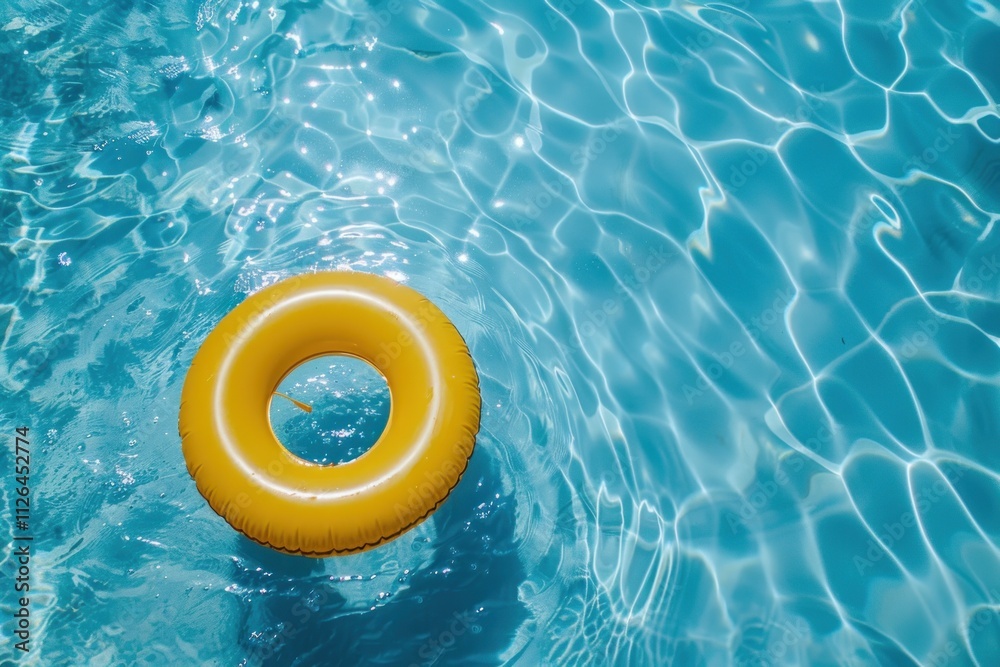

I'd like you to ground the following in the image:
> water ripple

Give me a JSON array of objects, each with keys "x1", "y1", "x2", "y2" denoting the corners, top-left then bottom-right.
[{"x1": 2, "y1": 0, "x2": 999, "y2": 665}]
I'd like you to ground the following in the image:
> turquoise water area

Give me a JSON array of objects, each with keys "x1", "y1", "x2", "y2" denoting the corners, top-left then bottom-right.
[{"x1": 2, "y1": 0, "x2": 1000, "y2": 664}]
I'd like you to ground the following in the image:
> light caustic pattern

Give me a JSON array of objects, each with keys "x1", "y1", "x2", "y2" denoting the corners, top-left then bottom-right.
[{"x1": 1, "y1": 0, "x2": 999, "y2": 665}]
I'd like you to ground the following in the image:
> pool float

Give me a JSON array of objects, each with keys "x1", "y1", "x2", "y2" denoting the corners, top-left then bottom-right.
[{"x1": 178, "y1": 271, "x2": 481, "y2": 556}]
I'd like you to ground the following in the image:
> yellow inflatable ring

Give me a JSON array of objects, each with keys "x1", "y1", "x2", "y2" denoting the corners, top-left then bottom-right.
[{"x1": 178, "y1": 271, "x2": 480, "y2": 556}]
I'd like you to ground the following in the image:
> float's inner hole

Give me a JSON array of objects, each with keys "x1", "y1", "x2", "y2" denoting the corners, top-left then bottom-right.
[{"x1": 268, "y1": 355, "x2": 391, "y2": 465}]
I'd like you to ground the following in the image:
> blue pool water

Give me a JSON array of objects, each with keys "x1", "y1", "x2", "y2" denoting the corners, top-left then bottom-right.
[{"x1": 2, "y1": 0, "x2": 1000, "y2": 664}]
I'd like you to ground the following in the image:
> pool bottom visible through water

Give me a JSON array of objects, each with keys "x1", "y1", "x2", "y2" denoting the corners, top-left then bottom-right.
[
  {"x1": 268, "y1": 356, "x2": 391, "y2": 466},
  {"x1": 1, "y1": 0, "x2": 1000, "y2": 664}
]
